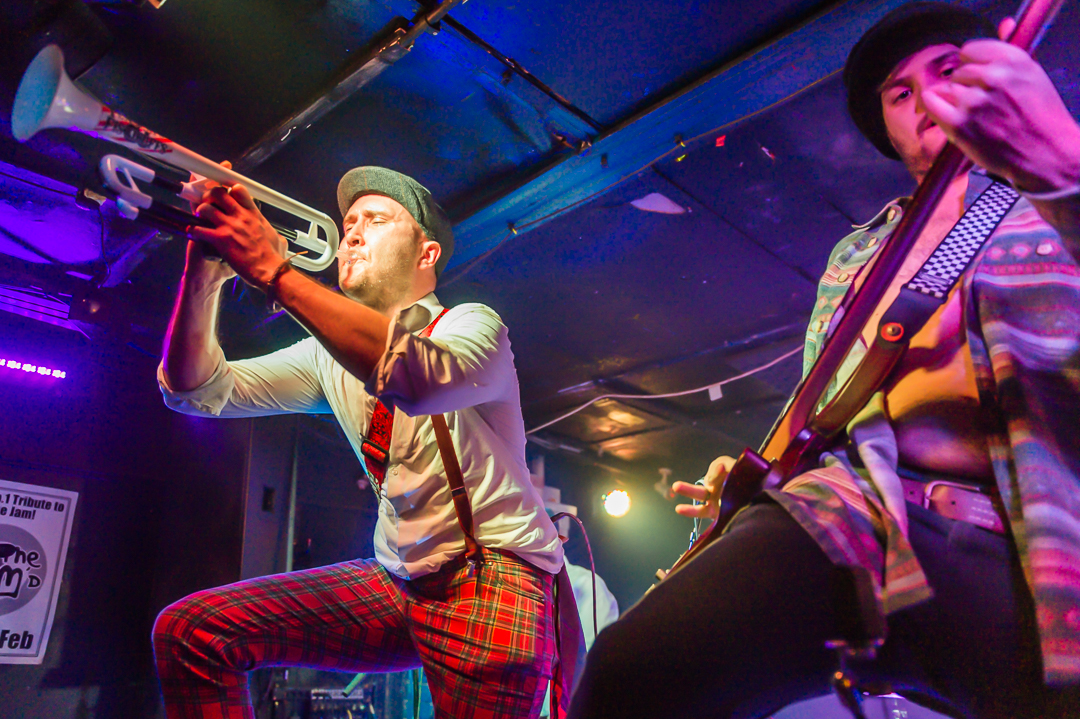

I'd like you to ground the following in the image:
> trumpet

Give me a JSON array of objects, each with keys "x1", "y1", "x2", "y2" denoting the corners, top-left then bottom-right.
[{"x1": 12, "y1": 45, "x2": 339, "y2": 272}]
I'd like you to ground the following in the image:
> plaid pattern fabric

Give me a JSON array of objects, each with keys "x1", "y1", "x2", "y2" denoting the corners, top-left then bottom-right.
[{"x1": 153, "y1": 549, "x2": 556, "y2": 719}]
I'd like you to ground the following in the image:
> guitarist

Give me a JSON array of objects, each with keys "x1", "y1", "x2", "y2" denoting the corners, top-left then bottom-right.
[{"x1": 569, "y1": 3, "x2": 1080, "y2": 718}]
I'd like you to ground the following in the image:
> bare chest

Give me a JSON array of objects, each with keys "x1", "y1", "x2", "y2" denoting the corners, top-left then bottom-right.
[{"x1": 855, "y1": 217, "x2": 991, "y2": 479}]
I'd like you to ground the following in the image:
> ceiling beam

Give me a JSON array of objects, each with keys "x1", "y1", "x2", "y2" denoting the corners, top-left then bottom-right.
[
  {"x1": 237, "y1": 0, "x2": 599, "y2": 173},
  {"x1": 445, "y1": 0, "x2": 913, "y2": 272}
]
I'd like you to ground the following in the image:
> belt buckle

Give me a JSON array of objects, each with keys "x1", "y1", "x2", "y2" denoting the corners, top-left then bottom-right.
[
  {"x1": 921, "y1": 479, "x2": 980, "y2": 509},
  {"x1": 921, "y1": 479, "x2": 1005, "y2": 534},
  {"x1": 466, "y1": 554, "x2": 484, "y2": 576}
]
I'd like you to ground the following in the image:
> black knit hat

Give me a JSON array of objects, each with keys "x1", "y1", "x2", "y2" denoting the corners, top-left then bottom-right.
[
  {"x1": 337, "y1": 167, "x2": 455, "y2": 277},
  {"x1": 843, "y1": 2, "x2": 996, "y2": 159}
]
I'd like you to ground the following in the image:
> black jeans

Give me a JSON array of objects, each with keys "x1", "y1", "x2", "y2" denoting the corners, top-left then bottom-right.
[{"x1": 568, "y1": 500, "x2": 1080, "y2": 719}]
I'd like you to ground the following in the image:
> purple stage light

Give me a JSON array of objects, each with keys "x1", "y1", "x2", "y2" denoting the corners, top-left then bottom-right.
[{"x1": 0, "y1": 357, "x2": 66, "y2": 380}]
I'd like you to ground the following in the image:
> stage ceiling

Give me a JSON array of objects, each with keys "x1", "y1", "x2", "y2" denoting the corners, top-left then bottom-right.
[{"x1": 1, "y1": 0, "x2": 1078, "y2": 487}]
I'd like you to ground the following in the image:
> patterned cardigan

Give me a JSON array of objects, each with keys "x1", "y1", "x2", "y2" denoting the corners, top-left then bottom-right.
[{"x1": 768, "y1": 171, "x2": 1080, "y2": 684}]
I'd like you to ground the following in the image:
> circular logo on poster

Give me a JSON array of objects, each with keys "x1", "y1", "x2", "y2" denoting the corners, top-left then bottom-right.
[{"x1": 0, "y1": 524, "x2": 47, "y2": 615}]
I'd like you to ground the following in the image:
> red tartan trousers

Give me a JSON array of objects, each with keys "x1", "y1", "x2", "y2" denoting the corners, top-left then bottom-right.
[{"x1": 152, "y1": 550, "x2": 557, "y2": 719}]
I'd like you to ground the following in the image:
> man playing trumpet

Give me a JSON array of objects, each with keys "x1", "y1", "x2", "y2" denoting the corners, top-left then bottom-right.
[{"x1": 153, "y1": 167, "x2": 575, "y2": 718}]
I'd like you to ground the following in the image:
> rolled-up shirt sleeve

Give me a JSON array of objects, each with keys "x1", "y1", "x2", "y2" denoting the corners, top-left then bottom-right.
[
  {"x1": 158, "y1": 338, "x2": 331, "y2": 418},
  {"x1": 367, "y1": 303, "x2": 515, "y2": 416}
]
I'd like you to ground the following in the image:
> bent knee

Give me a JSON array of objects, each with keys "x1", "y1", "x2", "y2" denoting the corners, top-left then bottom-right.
[
  {"x1": 153, "y1": 595, "x2": 195, "y2": 650},
  {"x1": 152, "y1": 589, "x2": 227, "y2": 654}
]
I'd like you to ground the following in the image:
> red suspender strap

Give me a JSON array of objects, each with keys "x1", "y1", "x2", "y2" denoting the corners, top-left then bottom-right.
[
  {"x1": 429, "y1": 413, "x2": 483, "y2": 570},
  {"x1": 419, "y1": 309, "x2": 484, "y2": 571},
  {"x1": 361, "y1": 307, "x2": 482, "y2": 568}
]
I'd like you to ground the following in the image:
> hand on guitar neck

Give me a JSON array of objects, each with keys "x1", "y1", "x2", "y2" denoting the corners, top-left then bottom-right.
[{"x1": 672, "y1": 455, "x2": 734, "y2": 522}]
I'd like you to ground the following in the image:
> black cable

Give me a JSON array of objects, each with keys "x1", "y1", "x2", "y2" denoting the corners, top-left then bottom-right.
[
  {"x1": 0, "y1": 168, "x2": 111, "y2": 282},
  {"x1": 411, "y1": 668, "x2": 421, "y2": 719},
  {"x1": 96, "y1": 204, "x2": 111, "y2": 287},
  {"x1": 549, "y1": 512, "x2": 598, "y2": 642},
  {"x1": 0, "y1": 223, "x2": 64, "y2": 264},
  {"x1": 440, "y1": 15, "x2": 603, "y2": 133},
  {"x1": 0, "y1": 170, "x2": 75, "y2": 196}
]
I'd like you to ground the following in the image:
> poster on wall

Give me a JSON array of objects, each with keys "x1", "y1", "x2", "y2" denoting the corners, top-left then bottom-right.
[{"x1": 0, "y1": 478, "x2": 78, "y2": 664}]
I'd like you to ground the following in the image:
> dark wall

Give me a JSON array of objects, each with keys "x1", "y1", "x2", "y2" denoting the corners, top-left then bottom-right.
[
  {"x1": 0, "y1": 309, "x2": 380, "y2": 719},
  {"x1": 0, "y1": 312, "x2": 252, "y2": 719},
  {"x1": 291, "y1": 418, "x2": 378, "y2": 573}
]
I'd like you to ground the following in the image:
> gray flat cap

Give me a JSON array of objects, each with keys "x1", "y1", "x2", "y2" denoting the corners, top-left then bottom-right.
[{"x1": 337, "y1": 167, "x2": 455, "y2": 277}]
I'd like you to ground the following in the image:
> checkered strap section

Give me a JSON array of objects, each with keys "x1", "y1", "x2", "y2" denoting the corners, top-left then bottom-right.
[{"x1": 906, "y1": 181, "x2": 1019, "y2": 300}]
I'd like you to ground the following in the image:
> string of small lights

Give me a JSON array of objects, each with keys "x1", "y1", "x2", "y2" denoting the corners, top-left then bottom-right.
[{"x1": 0, "y1": 358, "x2": 67, "y2": 379}]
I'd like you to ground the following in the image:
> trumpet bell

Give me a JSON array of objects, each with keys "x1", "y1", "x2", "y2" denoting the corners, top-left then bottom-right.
[
  {"x1": 12, "y1": 45, "x2": 101, "y2": 142},
  {"x1": 11, "y1": 45, "x2": 340, "y2": 272}
]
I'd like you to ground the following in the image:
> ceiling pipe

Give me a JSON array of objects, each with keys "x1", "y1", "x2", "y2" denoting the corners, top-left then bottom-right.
[
  {"x1": 439, "y1": 15, "x2": 603, "y2": 133},
  {"x1": 235, "y1": 0, "x2": 467, "y2": 171},
  {"x1": 541, "y1": 322, "x2": 806, "y2": 404}
]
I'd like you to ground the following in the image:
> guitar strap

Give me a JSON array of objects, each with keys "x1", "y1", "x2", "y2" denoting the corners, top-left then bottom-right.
[
  {"x1": 904, "y1": 180, "x2": 1020, "y2": 301},
  {"x1": 812, "y1": 180, "x2": 1019, "y2": 434}
]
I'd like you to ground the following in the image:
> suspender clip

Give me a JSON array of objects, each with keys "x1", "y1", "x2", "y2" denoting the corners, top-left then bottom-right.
[
  {"x1": 360, "y1": 438, "x2": 388, "y2": 465},
  {"x1": 466, "y1": 552, "x2": 484, "y2": 576}
]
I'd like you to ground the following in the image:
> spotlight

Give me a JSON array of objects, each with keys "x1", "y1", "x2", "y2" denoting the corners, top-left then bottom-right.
[
  {"x1": 69, "y1": 286, "x2": 112, "y2": 323},
  {"x1": 602, "y1": 490, "x2": 631, "y2": 518}
]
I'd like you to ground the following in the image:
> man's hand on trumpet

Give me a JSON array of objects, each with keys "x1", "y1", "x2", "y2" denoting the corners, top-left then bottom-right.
[
  {"x1": 672, "y1": 455, "x2": 737, "y2": 521},
  {"x1": 190, "y1": 179, "x2": 288, "y2": 291},
  {"x1": 178, "y1": 162, "x2": 234, "y2": 286}
]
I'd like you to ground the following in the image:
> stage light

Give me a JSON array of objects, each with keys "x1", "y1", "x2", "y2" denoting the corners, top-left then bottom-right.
[
  {"x1": 0, "y1": 357, "x2": 66, "y2": 380},
  {"x1": 602, "y1": 490, "x2": 631, "y2": 518}
]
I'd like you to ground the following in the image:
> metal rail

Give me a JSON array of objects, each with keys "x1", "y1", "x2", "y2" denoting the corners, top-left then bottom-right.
[{"x1": 236, "y1": 0, "x2": 467, "y2": 170}]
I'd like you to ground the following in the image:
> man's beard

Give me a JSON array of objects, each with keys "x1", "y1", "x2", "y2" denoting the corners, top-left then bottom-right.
[
  {"x1": 889, "y1": 126, "x2": 947, "y2": 183},
  {"x1": 340, "y1": 249, "x2": 417, "y2": 313}
]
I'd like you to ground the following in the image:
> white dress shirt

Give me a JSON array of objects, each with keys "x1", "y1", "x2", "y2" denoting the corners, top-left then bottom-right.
[
  {"x1": 157, "y1": 292, "x2": 564, "y2": 579},
  {"x1": 565, "y1": 562, "x2": 620, "y2": 649}
]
